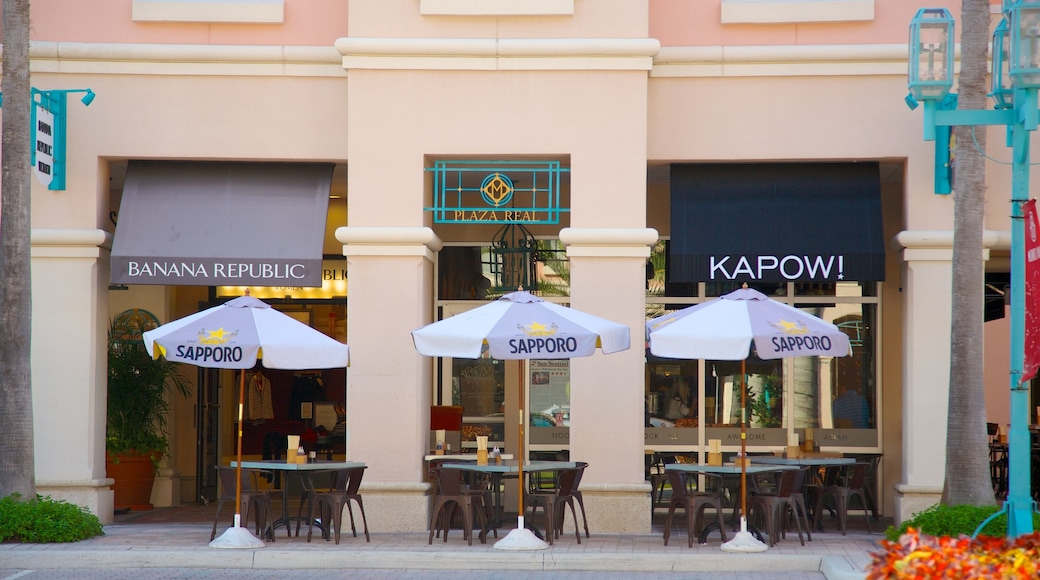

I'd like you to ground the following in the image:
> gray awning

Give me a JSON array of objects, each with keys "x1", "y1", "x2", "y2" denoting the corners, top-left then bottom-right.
[{"x1": 111, "y1": 161, "x2": 334, "y2": 286}]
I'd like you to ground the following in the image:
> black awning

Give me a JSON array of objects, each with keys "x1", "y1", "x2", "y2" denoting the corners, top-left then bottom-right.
[
  {"x1": 110, "y1": 161, "x2": 334, "y2": 286},
  {"x1": 669, "y1": 162, "x2": 885, "y2": 284}
]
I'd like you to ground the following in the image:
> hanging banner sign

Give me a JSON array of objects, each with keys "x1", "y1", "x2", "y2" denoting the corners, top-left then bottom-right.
[
  {"x1": 33, "y1": 104, "x2": 55, "y2": 188},
  {"x1": 1022, "y1": 200, "x2": 1040, "y2": 383}
]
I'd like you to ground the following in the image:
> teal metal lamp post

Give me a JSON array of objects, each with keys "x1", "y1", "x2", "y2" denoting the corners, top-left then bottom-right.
[{"x1": 908, "y1": 2, "x2": 1040, "y2": 538}]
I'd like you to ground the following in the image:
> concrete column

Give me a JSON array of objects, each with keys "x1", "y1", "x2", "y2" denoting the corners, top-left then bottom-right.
[
  {"x1": 337, "y1": 226, "x2": 441, "y2": 532},
  {"x1": 31, "y1": 229, "x2": 114, "y2": 522},
  {"x1": 892, "y1": 231, "x2": 957, "y2": 523},
  {"x1": 561, "y1": 227, "x2": 657, "y2": 534}
]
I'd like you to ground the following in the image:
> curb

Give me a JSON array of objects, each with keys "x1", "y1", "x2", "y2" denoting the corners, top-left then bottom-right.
[
  {"x1": 0, "y1": 549, "x2": 825, "y2": 573},
  {"x1": 820, "y1": 555, "x2": 868, "y2": 580}
]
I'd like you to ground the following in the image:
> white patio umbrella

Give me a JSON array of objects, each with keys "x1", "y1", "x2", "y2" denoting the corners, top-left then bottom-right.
[
  {"x1": 412, "y1": 289, "x2": 630, "y2": 550},
  {"x1": 645, "y1": 286, "x2": 850, "y2": 552},
  {"x1": 142, "y1": 292, "x2": 349, "y2": 549}
]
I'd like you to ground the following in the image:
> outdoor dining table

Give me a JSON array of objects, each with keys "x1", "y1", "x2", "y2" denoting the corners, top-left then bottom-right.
[
  {"x1": 665, "y1": 463, "x2": 798, "y2": 543},
  {"x1": 441, "y1": 460, "x2": 577, "y2": 534},
  {"x1": 231, "y1": 459, "x2": 366, "y2": 540}
]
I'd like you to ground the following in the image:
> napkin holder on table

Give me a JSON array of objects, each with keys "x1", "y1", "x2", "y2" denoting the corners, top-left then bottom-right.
[
  {"x1": 707, "y1": 439, "x2": 723, "y2": 466},
  {"x1": 286, "y1": 435, "x2": 301, "y2": 463},
  {"x1": 434, "y1": 429, "x2": 446, "y2": 455},
  {"x1": 802, "y1": 428, "x2": 815, "y2": 452},
  {"x1": 476, "y1": 436, "x2": 489, "y2": 465},
  {"x1": 786, "y1": 433, "x2": 802, "y2": 458}
]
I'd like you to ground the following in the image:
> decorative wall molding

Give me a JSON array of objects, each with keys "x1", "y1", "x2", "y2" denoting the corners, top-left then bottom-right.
[
  {"x1": 132, "y1": 0, "x2": 284, "y2": 24},
  {"x1": 721, "y1": 0, "x2": 873, "y2": 24}
]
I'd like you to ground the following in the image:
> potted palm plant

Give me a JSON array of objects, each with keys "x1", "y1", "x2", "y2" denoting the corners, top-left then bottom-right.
[{"x1": 106, "y1": 309, "x2": 191, "y2": 511}]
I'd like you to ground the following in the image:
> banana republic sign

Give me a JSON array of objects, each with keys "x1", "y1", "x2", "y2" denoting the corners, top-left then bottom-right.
[{"x1": 426, "y1": 160, "x2": 570, "y2": 224}]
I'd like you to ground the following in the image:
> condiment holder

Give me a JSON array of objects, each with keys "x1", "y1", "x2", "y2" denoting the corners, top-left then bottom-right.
[
  {"x1": 707, "y1": 439, "x2": 723, "y2": 466},
  {"x1": 476, "y1": 435, "x2": 489, "y2": 465}
]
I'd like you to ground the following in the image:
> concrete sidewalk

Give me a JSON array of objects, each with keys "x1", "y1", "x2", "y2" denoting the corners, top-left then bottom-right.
[{"x1": 0, "y1": 504, "x2": 882, "y2": 579}]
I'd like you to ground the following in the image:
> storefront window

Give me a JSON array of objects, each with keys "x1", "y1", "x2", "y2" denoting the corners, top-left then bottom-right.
[
  {"x1": 452, "y1": 357, "x2": 506, "y2": 446},
  {"x1": 704, "y1": 359, "x2": 785, "y2": 428},
  {"x1": 645, "y1": 279, "x2": 880, "y2": 449},
  {"x1": 802, "y1": 305, "x2": 877, "y2": 432},
  {"x1": 437, "y1": 241, "x2": 569, "y2": 300}
]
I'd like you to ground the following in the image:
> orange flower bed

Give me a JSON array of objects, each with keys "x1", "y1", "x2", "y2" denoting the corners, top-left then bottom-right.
[{"x1": 867, "y1": 528, "x2": 1040, "y2": 579}]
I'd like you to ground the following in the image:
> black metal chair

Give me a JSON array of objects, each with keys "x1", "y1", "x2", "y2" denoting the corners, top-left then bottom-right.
[
  {"x1": 811, "y1": 462, "x2": 873, "y2": 535},
  {"x1": 649, "y1": 454, "x2": 678, "y2": 510},
  {"x1": 304, "y1": 466, "x2": 370, "y2": 543},
  {"x1": 662, "y1": 470, "x2": 727, "y2": 547},
  {"x1": 428, "y1": 467, "x2": 492, "y2": 545},
  {"x1": 748, "y1": 468, "x2": 811, "y2": 546},
  {"x1": 525, "y1": 466, "x2": 582, "y2": 545},
  {"x1": 566, "y1": 461, "x2": 590, "y2": 538},
  {"x1": 210, "y1": 466, "x2": 274, "y2": 541}
]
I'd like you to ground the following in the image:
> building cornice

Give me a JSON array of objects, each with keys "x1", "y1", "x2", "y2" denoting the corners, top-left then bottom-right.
[
  {"x1": 652, "y1": 43, "x2": 908, "y2": 78},
  {"x1": 18, "y1": 40, "x2": 912, "y2": 78},
  {"x1": 335, "y1": 37, "x2": 660, "y2": 71},
  {"x1": 26, "y1": 41, "x2": 345, "y2": 77}
]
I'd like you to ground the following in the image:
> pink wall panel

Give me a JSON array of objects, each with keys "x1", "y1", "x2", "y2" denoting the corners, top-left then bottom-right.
[
  {"x1": 23, "y1": 0, "x2": 348, "y2": 46},
  {"x1": 650, "y1": 0, "x2": 969, "y2": 47}
]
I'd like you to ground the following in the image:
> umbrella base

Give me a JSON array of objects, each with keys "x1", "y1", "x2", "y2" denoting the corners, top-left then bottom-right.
[
  {"x1": 209, "y1": 518, "x2": 266, "y2": 550},
  {"x1": 494, "y1": 517, "x2": 549, "y2": 551},
  {"x1": 720, "y1": 517, "x2": 768, "y2": 553}
]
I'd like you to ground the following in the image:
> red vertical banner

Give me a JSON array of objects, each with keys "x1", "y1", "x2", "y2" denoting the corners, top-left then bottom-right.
[{"x1": 1022, "y1": 199, "x2": 1040, "y2": 383}]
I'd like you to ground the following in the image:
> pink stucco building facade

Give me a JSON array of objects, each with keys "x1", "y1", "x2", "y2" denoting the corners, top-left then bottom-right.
[{"x1": 6, "y1": 0, "x2": 1019, "y2": 533}]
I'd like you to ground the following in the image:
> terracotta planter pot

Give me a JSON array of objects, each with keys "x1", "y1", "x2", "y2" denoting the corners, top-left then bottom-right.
[{"x1": 106, "y1": 453, "x2": 157, "y2": 511}]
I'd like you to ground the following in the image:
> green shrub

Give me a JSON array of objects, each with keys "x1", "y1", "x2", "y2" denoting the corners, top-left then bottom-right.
[
  {"x1": 0, "y1": 494, "x2": 104, "y2": 543},
  {"x1": 884, "y1": 503, "x2": 1040, "y2": 541}
]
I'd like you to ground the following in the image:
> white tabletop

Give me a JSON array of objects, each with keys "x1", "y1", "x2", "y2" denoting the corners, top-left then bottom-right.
[
  {"x1": 440, "y1": 460, "x2": 575, "y2": 473},
  {"x1": 424, "y1": 453, "x2": 514, "y2": 461},
  {"x1": 231, "y1": 460, "x2": 365, "y2": 471},
  {"x1": 749, "y1": 456, "x2": 855, "y2": 466},
  {"x1": 665, "y1": 463, "x2": 798, "y2": 475}
]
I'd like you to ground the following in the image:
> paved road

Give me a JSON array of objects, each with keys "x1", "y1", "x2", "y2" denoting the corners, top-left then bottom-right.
[{"x1": 2, "y1": 569, "x2": 826, "y2": 580}]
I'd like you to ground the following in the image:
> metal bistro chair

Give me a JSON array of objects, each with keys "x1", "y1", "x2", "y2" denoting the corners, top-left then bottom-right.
[
  {"x1": 812, "y1": 462, "x2": 873, "y2": 536},
  {"x1": 748, "y1": 468, "x2": 811, "y2": 547},
  {"x1": 649, "y1": 453, "x2": 679, "y2": 510},
  {"x1": 305, "y1": 466, "x2": 370, "y2": 544},
  {"x1": 211, "y1": 465, "x2": 274, "y2": 542},
  {"x1": 662, "y1": 470, "x2": 727, "y2": 547},
  {"x1": 526, "y1": 466, "x2": 583, "y2": 546},
  {"x1": 428, "y1": 467, "x2": 493, "y2": 546},
  {"x1": 565, "y1": 461, "x2": 590, "y2": 538}
]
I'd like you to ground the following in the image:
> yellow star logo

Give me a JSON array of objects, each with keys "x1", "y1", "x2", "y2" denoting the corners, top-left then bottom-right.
[
  {"x1": 773, "y1": 319, "x2": 809, "y2": 335},
  {"x1": 198, "y1": 327, "x2": 238, "y2": 345},
  {"x1": 519, "y1": 321, "x2": 557, "y2": 337}
]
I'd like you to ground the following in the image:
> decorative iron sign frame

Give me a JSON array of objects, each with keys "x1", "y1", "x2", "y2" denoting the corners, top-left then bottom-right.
[{"x1": 426, "y1": 160, "x2": 569, "y2": 224}]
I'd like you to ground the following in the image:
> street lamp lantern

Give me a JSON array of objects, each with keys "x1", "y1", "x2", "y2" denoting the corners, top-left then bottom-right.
[
  {"x1": 908, "y1": 8, "x2": 955, "y2": 101},
  {"x1": 1010, "y1": 1, "x2": 1040, "y2": 88},
  {"x1": 992, "y1": 18, "x2": 1014, "y2": 109}
]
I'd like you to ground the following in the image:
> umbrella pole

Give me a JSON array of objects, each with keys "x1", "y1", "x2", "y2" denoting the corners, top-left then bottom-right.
[
  {"x1": 740, "y1": 359, "x2": 747, "y2": 523},
  {"x1": 235, "y1": 369, "x2": 245, "y2": 528},
  {"x1": 208, "y1": 367, "x2": 265, "y2": 548},
  {"x1": 720, "y1": 358, "x2": 766, "y2": 552},
  {"x1": 493, "y1": 358, "x2": 546, "y2": 550},
  {"x1": 517, "y1": 360, "x2": 524, "y2": 521}
]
